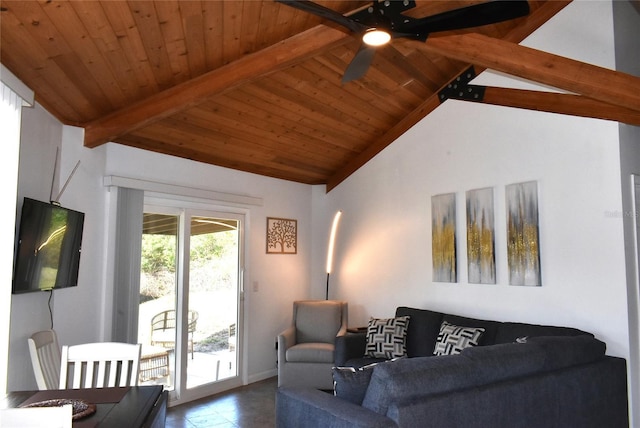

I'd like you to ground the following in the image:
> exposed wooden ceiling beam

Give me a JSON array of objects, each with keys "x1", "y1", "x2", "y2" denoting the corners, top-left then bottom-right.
[
  {"x1": 479, "y1": 87, "x2": 640, "y2": 126},
  {"x1": 83, "y1": 25, "x2": 353, "y2": 148},
  {"x1": 422, "y1": 33, "x2": 640, "y2": 113}
]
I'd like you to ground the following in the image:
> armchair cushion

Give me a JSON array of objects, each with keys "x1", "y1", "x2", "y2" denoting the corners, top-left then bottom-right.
[
  {"x1": 287, "y1": 343, "x2": 335, "y2": 363},
  {"x1": 296, "y1": 301, "x2": 343, "y2": 343}
]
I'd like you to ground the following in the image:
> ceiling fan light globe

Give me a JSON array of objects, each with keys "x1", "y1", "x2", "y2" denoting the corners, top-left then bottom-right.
[{"x1": 362, "y1": 29, "x2": 391, "y2": 46}]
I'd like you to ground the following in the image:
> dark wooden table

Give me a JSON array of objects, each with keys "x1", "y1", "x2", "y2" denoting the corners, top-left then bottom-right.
[{"x1": 1, "y1": 385, "x2": 167, "y2": 427}]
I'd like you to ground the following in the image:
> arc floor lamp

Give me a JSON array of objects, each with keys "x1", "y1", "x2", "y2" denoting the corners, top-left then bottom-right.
[{"x1": 326, "y1": 210, "x2": 342, "y2": 300}]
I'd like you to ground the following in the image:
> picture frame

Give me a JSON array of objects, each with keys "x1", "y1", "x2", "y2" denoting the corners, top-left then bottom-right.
[
  {"x1": 466, "y1": 187, "x2": 496, "y2": 284},
  {"x1": 266, "y1": 217, "x2": 297, "y2": 254},
  {"x1": 505, "y1": 181, "x2": 541, "y2": 286},
  {"x1": 432, "y1": 193, "x2": 457, "y2": 283}
]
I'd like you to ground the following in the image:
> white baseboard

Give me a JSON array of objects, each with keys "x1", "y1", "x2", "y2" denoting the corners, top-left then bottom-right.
[{"x1": 246, "y1": 369, "x2": 277, "y2": 385}]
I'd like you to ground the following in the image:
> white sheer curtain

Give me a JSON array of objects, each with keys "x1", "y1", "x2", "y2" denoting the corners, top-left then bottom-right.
[{"x1": 0, "y1": 75, "x2": 31, "y2": 394}]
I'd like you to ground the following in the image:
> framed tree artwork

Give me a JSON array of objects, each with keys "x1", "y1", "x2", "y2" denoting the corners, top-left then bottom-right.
[{"x1": 266, "y1": 217, "x2": 297, "y2": 254}]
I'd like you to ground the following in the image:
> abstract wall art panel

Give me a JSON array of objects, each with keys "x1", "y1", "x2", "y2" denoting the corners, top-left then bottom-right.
[
  {"x1": 432, "y1": 193, "x2": 457, "y2": 283},
  {"x1": 466, "y1": 187, "x2": 496, "y2": 284},
  {"x1": 505, "y1": 181, "x2": 541, "y2": 286}
]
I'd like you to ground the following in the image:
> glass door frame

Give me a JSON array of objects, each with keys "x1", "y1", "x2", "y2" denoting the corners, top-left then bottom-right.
[{"x1": 144, "y1": 197, "x2": 247, "y2": 406}]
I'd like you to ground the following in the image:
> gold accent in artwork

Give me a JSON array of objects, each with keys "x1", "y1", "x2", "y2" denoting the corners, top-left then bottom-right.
[
  {"x1": 266, "y1": 217, "x2": 297, "y2": 254},
  {"x1": 432, "y1": 193, "x2": 457, "y2": 282},
  {"x1": 506, "y1": 181, "x2": 541, "y2": 286},
  {"x1": 466, "y1": 187, "x2": 496, "y2": 284}
]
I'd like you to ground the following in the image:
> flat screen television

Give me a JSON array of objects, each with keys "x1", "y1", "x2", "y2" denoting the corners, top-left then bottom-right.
[{"x1": 12, "y1": 197, "x2": 85, "y2": 294}]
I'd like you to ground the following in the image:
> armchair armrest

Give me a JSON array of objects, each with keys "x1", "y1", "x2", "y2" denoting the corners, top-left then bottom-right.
[
  {"x1": 335, "y1": 331, "x2": 367, "y2": 366},
  {"x1": 277, "y1": 326, "x2": 296, "y2": 365}
]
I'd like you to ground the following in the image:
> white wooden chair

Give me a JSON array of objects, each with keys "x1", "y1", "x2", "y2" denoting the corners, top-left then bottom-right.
[
  {"x1": 0, "y1": 405, "x2": 72, "y2": 428},
  {"x1": 59, "y1": 342, "x2": 142, "y2": 389},
  {"x1": 28, "y1": 329, "x2": 61, "y2": 390}
]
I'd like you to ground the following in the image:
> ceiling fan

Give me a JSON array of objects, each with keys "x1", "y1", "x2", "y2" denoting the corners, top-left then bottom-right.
[{"x1": 276, "y1": 0, "x2": 531, "y2": 83}]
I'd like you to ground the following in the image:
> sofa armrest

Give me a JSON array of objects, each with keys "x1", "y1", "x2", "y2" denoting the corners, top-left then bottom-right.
[
  {"x1": 276, "y1": 387, "x2": 396, "y2": 428},
  {"x1": 335, "y1": 332, "x2": 367, "y2": 366}
]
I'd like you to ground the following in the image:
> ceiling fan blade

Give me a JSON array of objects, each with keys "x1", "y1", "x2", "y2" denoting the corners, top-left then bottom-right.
[
  {"x1": 276, "y1": 0, "x2": 367, "y2": 34},
  {"x1": 342, "y1": 45, "x2": 377, "y2": 83},
  {"x1": 405, "y1": 1, "x2": 530, "y2": 35}
]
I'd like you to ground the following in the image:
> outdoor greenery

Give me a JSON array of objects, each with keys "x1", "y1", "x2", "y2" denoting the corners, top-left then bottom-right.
[{"x1": 140, "y1": 230, "x2": 238, "y2": 299}]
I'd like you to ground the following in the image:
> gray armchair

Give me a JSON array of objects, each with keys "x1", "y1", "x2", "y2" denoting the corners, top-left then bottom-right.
[{"x1": 277, "y1": 300, "x2": 348, "y2": 389}]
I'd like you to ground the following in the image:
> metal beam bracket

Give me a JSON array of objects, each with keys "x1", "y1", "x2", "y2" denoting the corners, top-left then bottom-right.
[{"x1": 438, "y1": 66, "x2": 486, "y2": 103}]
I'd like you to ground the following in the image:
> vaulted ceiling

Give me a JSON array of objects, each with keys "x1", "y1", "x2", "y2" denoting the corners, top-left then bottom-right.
[{"x1": 1, "y1": 1, "x2": 639, "y2": 191}]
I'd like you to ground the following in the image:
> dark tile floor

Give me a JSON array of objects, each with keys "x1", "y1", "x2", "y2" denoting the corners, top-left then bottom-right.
[{"x1": 165, "y1": 377, "x2": 277, "y2": 428}]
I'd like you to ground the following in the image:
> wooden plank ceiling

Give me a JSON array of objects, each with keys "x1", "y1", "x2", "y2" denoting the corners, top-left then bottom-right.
[{"x1": 2, "y1": 1, "x2": 639, "y2": 191}]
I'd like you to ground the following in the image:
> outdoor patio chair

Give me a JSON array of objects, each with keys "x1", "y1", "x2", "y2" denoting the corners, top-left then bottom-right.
[{"x1": 151, "y1": 309, "x2": 199, "y2": 359}]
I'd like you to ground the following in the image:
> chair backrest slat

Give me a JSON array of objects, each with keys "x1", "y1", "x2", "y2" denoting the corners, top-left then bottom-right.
[
  {"x1": 117, "y1": 360, "x2": 129, "y2": 387},
  {"x1": 60, "y1": 342, "x2": 141, "y2": 389},
  {"x1": 28, "y1": 330, "x2": 61, "y2": 390}
]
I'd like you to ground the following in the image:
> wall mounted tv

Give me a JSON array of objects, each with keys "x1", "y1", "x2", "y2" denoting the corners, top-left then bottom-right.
[{"x1": 12, "y1": 197, "x2": 85, "y2": 294}]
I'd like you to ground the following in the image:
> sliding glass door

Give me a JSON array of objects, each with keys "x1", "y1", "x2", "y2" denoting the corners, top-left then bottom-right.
[{"x1": 137, "y1": 204, "x2": 244, "y2": 404}]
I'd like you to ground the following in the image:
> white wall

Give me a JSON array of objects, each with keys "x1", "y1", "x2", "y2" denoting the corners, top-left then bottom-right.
[
  {"x1": 8, "y1": 111, "x2": 313, "y2": 390},
  {"x1": 318, "y1": 101, "x2": 628, "y2": 348},
  {"x1": 313, "y1": 0, "x2": 630, "y2": 358},
  {"x1": 9, "y1": 103, "x2": 70, "y2": 390},
  {"x1": 0, "y1": 71, "x2": 31, "y2": 394}
]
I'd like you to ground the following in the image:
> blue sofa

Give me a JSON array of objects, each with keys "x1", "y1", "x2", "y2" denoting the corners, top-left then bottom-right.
[{"x1": 276, "y1": 306, "x2": 629, "y2": 428}]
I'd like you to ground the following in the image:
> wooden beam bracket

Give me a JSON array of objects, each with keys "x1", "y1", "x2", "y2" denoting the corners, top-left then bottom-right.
[{"x1": 438, "y1": 66, "x2": 486, "y2": 104}]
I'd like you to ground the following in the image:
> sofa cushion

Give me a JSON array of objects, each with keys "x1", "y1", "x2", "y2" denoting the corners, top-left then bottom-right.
[
  {"x1": 461, "y1": 335, "x2": 606, "y2": 379},
  {"x1": 460, "y1": 340, "x2": 549, "y2": 379},
  {"x1": 365, "y1": 316, "x2": 410, "y2": 359},
  {"x1": 494, "y1": 321, "x2": 594, "y2": 344},
  {"x1": 332, "y1": 362, "x2": 379, "y2": 405},
  {"x1": 286, "y1": 342, "x2": 335, "y2": 363},
  {"x1": 529, "y1": 335, "x2": 606, "y2": 370},
  {"x1": 361, "y1": 355, "x2": 485, "y2": 415},
  {"x1": 433, "y1": 321, "x2": 484, "y2": 355},
  {"x1": 442, "y1": 313, "x2": 500, "y2": 345},
  {"x1": 395, "y1": 307, "x2": 443, "y2": 357}
]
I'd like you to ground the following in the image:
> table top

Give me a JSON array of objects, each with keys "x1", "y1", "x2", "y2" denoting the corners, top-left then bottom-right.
[{"x1": 1, "y1": 385, "x2": 164, "y2": 428}]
